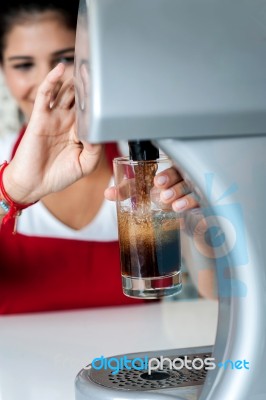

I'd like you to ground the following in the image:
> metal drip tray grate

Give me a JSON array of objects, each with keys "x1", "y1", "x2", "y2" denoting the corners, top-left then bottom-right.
[{"x1": 88, "y1": 352, "x2": 212, "y2": 391}]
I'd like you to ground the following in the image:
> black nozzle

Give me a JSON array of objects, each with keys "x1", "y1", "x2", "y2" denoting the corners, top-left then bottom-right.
[{"x1": 128, "y1": 141, "x2": 159, "y2": 161}]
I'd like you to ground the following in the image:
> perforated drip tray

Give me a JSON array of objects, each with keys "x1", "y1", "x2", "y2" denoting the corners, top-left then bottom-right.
[{"x1": 87, "y1": 350, "x2": 212, "y2": 392}]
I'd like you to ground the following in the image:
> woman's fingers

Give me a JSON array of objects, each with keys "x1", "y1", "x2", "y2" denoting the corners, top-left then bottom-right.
[
  {"x1": 51, "y1": 78, "x2": 75, "y2": 109},
  {"x1": 171, "y1": 192, "x2": 199, "y2": 212},
  {"x1": 79, "y1": 143, "x2": 103, "y2": 176},
  {"x1": 154, "y1": 167, "x2": 199, "y2": 211},
  {"x1": 104, "y1": 186, "x2": 117, "y2": 201},
  {"x1": 154, "y1": 167, "x2": 183, "y2": 188},
  {"x1": 104, "y1": 179, "x2": 135, "y2": 201},
  {"x1": 160, "y1": 182, "x2": 199, "y2": 212},
  {"x1": 33, "y1": 63, "x2": 65, "y2": 112},
  {"x1": 160, "y1": 180, "x2": 189, "y2": 202}
]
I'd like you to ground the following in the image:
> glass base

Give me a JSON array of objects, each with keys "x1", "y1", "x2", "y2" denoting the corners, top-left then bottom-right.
[{"x1": 122, "y1": 271, "x2": 182, "y2": 299}]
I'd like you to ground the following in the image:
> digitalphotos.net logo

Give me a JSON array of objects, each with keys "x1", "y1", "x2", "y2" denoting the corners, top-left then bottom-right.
[{"x1": 87, "y1": 355, "x2": 250, "y2": 375}]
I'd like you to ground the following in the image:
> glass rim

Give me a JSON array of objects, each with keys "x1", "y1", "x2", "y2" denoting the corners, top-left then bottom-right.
[{"x1": 113, "y1": 155, "x2": 170, "y2": 165}]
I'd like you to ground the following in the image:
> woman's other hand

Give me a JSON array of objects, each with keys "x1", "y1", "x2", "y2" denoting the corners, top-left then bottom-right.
[
  {"x1": 105, "y1": 166, "x2": 198, "y2": 211},
  {"x1": 152, "y1": 167, "x2": 198, "y2": 212},
  {"x1": 105, "y1": 165, "x2": 210, "y2": 239}
]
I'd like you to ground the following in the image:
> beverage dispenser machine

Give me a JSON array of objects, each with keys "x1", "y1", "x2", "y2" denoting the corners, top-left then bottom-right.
[{"x1": 74, "y1": 0, "x2": 266, "y2": 399}]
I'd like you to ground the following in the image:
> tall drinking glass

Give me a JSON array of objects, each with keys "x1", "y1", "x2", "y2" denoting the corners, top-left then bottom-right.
[{"x1": 113, "y1": 156, "x2": 182, "y2": 299}]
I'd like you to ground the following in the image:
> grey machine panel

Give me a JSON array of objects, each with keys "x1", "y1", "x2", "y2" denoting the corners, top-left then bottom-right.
[{"x1": 75, "y1": 0, "x2": 266, "y2": 143}]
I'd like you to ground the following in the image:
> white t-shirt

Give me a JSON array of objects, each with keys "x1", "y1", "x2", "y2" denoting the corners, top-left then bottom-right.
[{"x1": 0, "y1": 132, "x2": 119, "y2": 241}]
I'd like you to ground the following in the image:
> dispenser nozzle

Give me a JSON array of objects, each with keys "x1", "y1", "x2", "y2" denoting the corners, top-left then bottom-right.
[{"x1": 128, "y1": 141, "x2": 159, "y2": 161}]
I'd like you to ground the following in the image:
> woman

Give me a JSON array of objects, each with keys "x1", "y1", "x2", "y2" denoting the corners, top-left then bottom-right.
[{"x1": 0, "y1": 1, "x2": 214, "y2": 314}]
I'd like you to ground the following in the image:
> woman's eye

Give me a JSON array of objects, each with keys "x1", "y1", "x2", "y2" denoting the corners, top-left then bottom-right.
[
  {"x1": 12, "y1": 63, "x2": 33, "y2": 70},
  {"x1": 55, "y1": 56, "x2": 74, "y2": 65}
]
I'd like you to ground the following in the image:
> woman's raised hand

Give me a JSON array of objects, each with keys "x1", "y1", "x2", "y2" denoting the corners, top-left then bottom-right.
[{"x1": 3, "y1": 63, "x2": 102, "y2": 204}]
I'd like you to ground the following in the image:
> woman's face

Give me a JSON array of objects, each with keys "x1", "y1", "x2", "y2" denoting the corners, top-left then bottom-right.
[{"x1": 1, "y1": 11, "x2": 76, "y2": 121}]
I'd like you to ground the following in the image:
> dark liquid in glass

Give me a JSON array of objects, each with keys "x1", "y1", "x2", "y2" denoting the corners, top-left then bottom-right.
[{"x1": 118, "y1": 210, "x2": 181, "y2": 278}]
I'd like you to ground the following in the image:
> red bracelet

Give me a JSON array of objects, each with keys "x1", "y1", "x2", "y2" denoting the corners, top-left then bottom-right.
[{"x1": 0, "y1": 161, "x2": 37, "y2": 233}]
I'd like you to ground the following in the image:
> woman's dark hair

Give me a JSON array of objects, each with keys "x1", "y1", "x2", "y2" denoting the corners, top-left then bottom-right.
[{"x1": 0, "y1": 0, "x2": 79, "y2": 63}]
